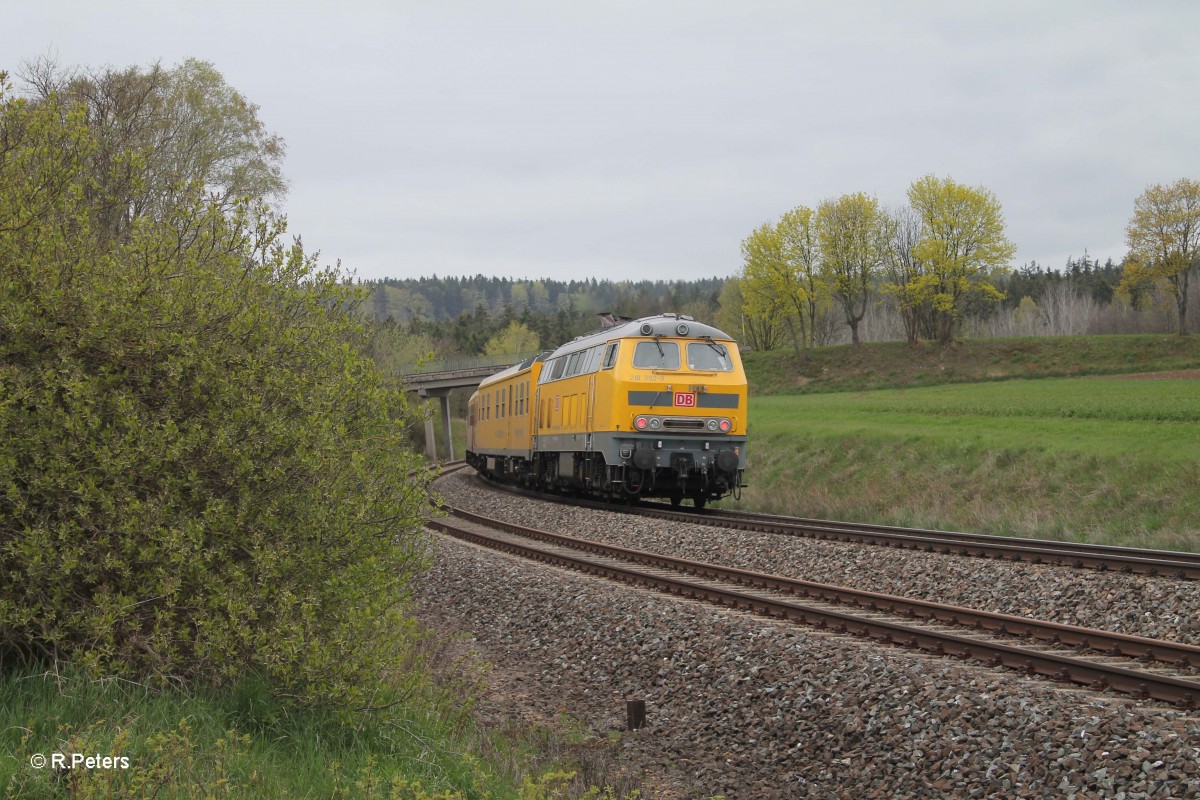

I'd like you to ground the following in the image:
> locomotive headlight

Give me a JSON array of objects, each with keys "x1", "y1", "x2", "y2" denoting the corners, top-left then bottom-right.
[
  {"x1": 707, "y1": 419, "x2": 718, "y2": 431},
  {"x1": 649, "y1": 417, "x2": 661, "y2": 430},
  {"x1": 718, "y1": 418, "x2": 732, "y2": 433}
]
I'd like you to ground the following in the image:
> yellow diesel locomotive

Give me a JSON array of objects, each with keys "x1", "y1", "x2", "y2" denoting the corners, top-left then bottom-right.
[{"x1": 466, "y1": 313, "x2": 747, "y2": 507}]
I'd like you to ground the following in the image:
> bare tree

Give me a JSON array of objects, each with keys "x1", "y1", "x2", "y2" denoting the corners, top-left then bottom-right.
[
  {"x1": 881, "y1": 205, "x2": 926, "y2": 344},
  {"x1": 1039, "y1": 281, "x2": 1098, "y2": 336}
]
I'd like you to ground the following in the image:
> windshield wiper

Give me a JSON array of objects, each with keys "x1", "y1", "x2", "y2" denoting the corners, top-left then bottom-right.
[{"x1": 701, "y1": 336, "x2": 727, "y2": 357}]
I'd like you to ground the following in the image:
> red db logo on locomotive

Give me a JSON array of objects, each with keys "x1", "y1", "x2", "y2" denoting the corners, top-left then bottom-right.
[{"x1": 673, "y1": 391, "x2": 697, "y2": 407}]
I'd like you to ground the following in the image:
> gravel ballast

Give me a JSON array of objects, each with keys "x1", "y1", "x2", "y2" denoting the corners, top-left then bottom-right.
[{"x1": 412, "y1": 472, "x2": 1200, "y2": 798}]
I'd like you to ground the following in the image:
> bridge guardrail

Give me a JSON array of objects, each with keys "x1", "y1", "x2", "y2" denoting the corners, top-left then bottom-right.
[{"x1": 398, "y1": 351, "x2": 541, "y2": 377}]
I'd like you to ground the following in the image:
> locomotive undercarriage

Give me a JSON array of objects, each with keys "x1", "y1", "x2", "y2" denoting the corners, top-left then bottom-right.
[{"x1": 467, "y1": 443, "x2": 744, "y2": 508}]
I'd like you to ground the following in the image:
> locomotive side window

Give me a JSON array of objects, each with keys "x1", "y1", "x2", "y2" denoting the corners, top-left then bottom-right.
[
  {"x1": 565, "y1": 351, "x2": 583, "y2": 377},
  {"x1": 585, "y1": 345, "x2": 604, "y2": 373},
  {"x1": 601, "y1": 342, "x2": 619, "y2": 369},
  {"x1": 633, "y1": 340, "x2": 680, "y2": 370},
  {"x1": 687, "y1": 342, "x2": 733, "y2": 371},
  {"x1": 551, "y1": 357, "x2": 567, "y2": 381}
]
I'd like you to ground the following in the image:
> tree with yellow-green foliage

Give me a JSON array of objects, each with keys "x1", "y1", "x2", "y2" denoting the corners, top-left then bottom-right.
[
  {"x1": 740, "y1": 220, "x2": 792, "y2": 353},
  {"x1": 715, "y1": 276, "x2": 784, "y2": 352},
  {"x1": 1121, "y1": 178, "x2": 1200, "y2": 336},
  {"x1": 778, "y1": 205, "x2": 827, "y2": 351},
  {"x1": 19, "y1": 56, "x2": 287, "y2": 241},
  {"x1": 483, "y1": 320, "x2": 541, "y2": 357},
  {"x1": 739, "y1": 207, "x2": 826, "y2": 358},
  {"x1": 905, "y1": 174, "x2": 1016, "y2": 344},
  {"x1": 0, "y1": 73, "x2": 428, "y2": 707},
  {"x1": 816, "y1": 192, "x2": 888, "y2": 346}
]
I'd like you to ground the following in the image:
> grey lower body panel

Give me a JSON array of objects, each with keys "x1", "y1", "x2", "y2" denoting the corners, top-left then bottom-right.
[{"x1": 533, "y1": 431, "x2": 747, "y2": 472}]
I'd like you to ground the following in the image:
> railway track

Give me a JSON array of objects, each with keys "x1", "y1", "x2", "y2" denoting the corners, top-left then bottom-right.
[
  {"x1": 427, "y1": 499, "x2": 1200, "y2": 708},
  {"x1": 472, "y1": 471, "x2": 1200, "y2": 580}
]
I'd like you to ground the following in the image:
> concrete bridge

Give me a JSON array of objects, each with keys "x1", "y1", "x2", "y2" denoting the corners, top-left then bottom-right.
[{"x1": 399, "y1": 353, "x2": 537, "y2": 460}]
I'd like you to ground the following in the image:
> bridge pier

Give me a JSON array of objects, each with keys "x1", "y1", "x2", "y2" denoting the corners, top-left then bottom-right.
[
  {"x1": 418, "y1": 388, "x2": 454, "y2": 461},
  {"x1": 400, "y1": 354, "x2": 535, "y2": 464}
]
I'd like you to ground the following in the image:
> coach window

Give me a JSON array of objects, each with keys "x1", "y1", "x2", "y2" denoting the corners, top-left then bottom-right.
[
  {"x1": 687, "y1": 341, "x2": 733, "y2": 371},
  {"x1": 565, "y1": 351, "x2": 582, "y2": 377},
  {"x1": 601, "y1": 342, "x2": 619, "y2": 369},
  {"x1": 633, "y1": 340, "x2": 680, "y2": 370}
]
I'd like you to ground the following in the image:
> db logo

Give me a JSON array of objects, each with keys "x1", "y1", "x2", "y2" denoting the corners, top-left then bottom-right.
[{"x1": 673, "y1": 392, "x2": 696, "y2": 407}]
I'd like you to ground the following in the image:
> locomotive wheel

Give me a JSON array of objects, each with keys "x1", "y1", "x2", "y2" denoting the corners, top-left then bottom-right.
[
  {"x1": 670, "y1": 494, "x2": 683, "y2": 507},
  {"x1": 692, "y1": 494, "x2": 707, "y2": 509}
]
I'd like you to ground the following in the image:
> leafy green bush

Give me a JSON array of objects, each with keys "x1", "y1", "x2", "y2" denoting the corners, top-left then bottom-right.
[{"x1": 0, "y1": 80, "x2": 429, "y2": 704}]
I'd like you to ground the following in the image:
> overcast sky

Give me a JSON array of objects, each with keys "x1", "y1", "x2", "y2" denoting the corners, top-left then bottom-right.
[{"x1": 6, "y1": 1, "x2": 1199, "y2": 283}]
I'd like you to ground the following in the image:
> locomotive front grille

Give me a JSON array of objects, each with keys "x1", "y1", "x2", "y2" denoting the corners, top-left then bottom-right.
[{"x1": 662, "y1": 417, "x2": 705, "y2": 431}]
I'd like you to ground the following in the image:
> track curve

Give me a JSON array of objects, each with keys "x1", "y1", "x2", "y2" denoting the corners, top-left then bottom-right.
[{"x1": 427, "y1": 479, "x2": 1200, "y2": 708}]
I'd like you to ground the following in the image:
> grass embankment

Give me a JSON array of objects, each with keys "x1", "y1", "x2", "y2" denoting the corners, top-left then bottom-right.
[
  {"x1": 745, "y1": 334, "x2": 1200, "y2": 394},
  {"x1": 1, "y1": 644, "x2": 625, "y2": 799},
  {"x1": 736, "y1": 335, "x2": 1200, "y2": 550}
]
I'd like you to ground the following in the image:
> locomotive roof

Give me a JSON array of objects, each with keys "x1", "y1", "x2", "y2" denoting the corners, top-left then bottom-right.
[
  {"x1": 548, "y1": 313, "x2": 734, "y2": 358},
  {"x1": 473, "y1": 314, "x2": 733, "y2": 393}
]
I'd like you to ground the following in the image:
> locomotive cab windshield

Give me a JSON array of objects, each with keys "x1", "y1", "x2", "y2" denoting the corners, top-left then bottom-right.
[
  {"x1": 633, "y1": 340, "x2": 679, "y2": 370},
  {"x1": 687, "y1": 340, "x2": 732, "y2": 371}
]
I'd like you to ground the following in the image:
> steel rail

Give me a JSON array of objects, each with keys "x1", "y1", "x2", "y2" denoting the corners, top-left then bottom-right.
[
  {"x1": 428, "y1": 506, "x2": 1200, "y2": 708},
  {"x1": 689, "y1": 506, "x2": 1200, "y2": 580},
  {"x1": 471, "y1": 471, "x2": 1200, "y2": 580}
]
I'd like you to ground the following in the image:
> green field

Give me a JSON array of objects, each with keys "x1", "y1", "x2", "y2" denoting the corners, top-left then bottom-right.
[
  {"x1": 754, "y1": 378, "x2": 1200, "y2": 458},
  {"x1": 734, "y1": 377, "x2": 1200, "y2": 550}
]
